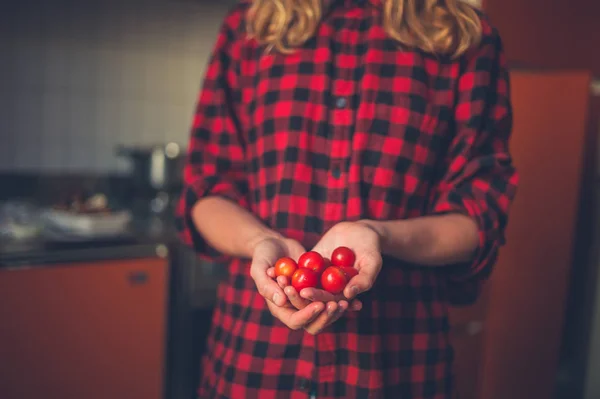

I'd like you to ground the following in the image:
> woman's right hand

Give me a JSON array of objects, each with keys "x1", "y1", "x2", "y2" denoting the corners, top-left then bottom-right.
[
  {"x1": 250, "y1": 236, "x2": 326, "y2": 328},
  {"x1": 250, "y1": 236, "x2": 307, "y2": 307}
]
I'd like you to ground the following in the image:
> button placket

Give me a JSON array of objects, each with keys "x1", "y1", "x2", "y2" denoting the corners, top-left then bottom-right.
[
  {"x1": 296, "y1": 378, "x2": 311, "y2": 392},
  {"x1": 331, "y1": 164, "x2": 342, "y2": 179},
  {"x1": 335, "y1": 96, "x2": 348, "y2": 109}
]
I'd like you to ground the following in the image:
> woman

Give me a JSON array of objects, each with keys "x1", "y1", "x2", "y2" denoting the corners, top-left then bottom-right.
[{"x1": 176, "y1": 0, "x2": 518, "y2": 398}]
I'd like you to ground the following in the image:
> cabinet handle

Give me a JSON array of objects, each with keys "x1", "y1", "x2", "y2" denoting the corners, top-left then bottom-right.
[
  {"x1": 465, "y1": 321, "x2": 483, "y2": 336},
  {"x1": 128, "y1": 271, "x2": 149, "y2": 285},
  {"x1": 451, "y1": 320, "x2": 484, "y2": 337}
]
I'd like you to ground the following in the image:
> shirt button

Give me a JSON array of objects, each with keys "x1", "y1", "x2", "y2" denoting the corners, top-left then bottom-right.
[
  {"x1": 335, "y1": 97, "x2": 347, "y2": 109},
  {"x1": 331, "y1": 166, "x2": 342, "y2": 179},
  {"x1": 297, "y1": 378, "x2": 311, "y2": 391}
]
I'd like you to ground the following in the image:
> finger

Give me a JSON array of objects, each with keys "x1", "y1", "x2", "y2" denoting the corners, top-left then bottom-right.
[
  {"x1": 266, "y1": 267, "x2": 276, "y2": 278},
  {"x1": 300, "y1": 287, "x2": 345, "y2": 303},
  {"x1": 276, "y1": 275, "x2": 289, "y2": 289},
  {"x1": 344, "y1": 273, "x2": 376, "y2": 300},
  {"x1": 288, "y1": 301, "x2": 325, "y2": 328},
  {"x1": 305, "y1": 301, "x2": 348, "y2": 335},
  {"x1": 284, "y1": 285, "x2": 312, "y2": 310},
  {"x1": 344, "y1": 252, "x2": 382, "y2": 299},
  {"x1": 304, "y1": 301, "x2": 338, "y2": 335},
  {"x1": 267, "y1": 300, "x2": 325, "y2": 330},
  {"x1": 322, "y1": 300, "x2": 349, "y2": 328},
  {"x1": 337, "y1": 300, "x2": 350, "y2": 313},
  {"x1": 251, "y1": 266, "x2": 287, "y2": 307},
  {"x1": 300, "y1": 287, "x2": 363, "y2": 312},
  {"x1": 350, "y1": 299, "x2": 363, "y2": 311}
]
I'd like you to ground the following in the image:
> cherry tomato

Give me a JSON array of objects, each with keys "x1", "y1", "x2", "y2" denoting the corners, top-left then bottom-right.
[
  {"x1": 291, "y1": 268, "x2": 319, "y2": 292},
  {"x1": 274, "y1": 257, "x2": 298, "y2": 279},
  {"x1": 340, "y1": 266, "x2": 358, "y2": 279},
  {"x1": 298, "y1": 251, "x2": 326, "y2": 274},
  {"x1": 331, "y1": 246, "x2": 356, "y2": 268},
  {"x1": 320, "y1": 266, "x2": 348, "y2": 294}
]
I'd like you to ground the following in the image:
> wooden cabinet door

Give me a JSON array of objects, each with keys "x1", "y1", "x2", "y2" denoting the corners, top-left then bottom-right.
[
  {"x1": 0, "y1": 257, "x2": 169, "y2": 399},
  {"x1": 480, "y1": 71, "x2": 592, "y2": 399},
  {"x1": 449, "y1": 286, "x2": 489, "y2": 399},
  {"x1": 484, "y1": 0, "x2": 600, "y2": 75},
  {"x1": 449, "y1": 71, "x2": 592, "y2": 399}
]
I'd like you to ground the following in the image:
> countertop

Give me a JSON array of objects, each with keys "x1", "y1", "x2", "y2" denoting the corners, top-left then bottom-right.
[
  {"x1": 0, "y1": 213, "x2": 178, "y2": 268},
  {"x1": 0, "y1": 208, "x2": 224, "y2": 309}
]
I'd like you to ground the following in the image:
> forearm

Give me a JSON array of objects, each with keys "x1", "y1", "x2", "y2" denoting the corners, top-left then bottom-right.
[
  {"x1": 364, "y1": 214, "x2": 479, "y2": 266},
  {"x1": 191, "y1": 196, "x2": 282, "y2": 259}
]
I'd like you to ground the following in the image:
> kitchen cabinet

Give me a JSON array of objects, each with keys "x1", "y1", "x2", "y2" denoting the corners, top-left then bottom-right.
[
  {"x1": 449, "y1": 70, "x2": 595, "y2": 399},
  {"x1": 0, "y1": 257, "x2": 169, "y2": 399},
  {"x1": 483, "y1": 0, "x2": 600, "y2": 75}
]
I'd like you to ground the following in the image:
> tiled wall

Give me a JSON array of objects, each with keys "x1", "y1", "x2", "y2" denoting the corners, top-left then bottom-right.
[{"x1": 0, "y1": 0, "x2": 235, "y2": 173}]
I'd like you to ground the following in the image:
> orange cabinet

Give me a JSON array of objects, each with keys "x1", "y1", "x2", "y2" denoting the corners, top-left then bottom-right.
[
  {"x1": 483, "y1": 0, "x2": 600, "y2": 75},
  {"x1": 450, "y1": 70, "x2": 594, "y2": 399},
  {"x1": 0, "y1": 257, "x2": 169, "y2": 399}
]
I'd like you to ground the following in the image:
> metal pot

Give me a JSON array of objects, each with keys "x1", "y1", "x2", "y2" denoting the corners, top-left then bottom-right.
[{"x1": 116, "y1": 143, "x2": 185, "y2": 194}]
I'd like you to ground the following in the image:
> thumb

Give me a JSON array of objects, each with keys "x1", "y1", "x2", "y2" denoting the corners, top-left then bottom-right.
[
  {"x1": 250, "y1": 257, "x2": 287, "y2": 307},
  {"x1": 287, "y1": 240, "x2": 307, "y2": 261},
  {"x1": 343, "y1": 273, "x2": 375, "y2": 300},
  {"x1": 343, "y1": 252, "x2": 382, "y2": 299}
]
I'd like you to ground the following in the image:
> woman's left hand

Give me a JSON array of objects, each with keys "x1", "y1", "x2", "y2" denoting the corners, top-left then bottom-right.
[{"x1": 303, "y1": 221, "x2": 383, "y2": 302}]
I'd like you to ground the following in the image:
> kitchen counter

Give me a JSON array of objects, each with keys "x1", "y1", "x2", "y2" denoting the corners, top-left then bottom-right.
[
  {"x1": 0, "y1": 210, "x2": 224, "y2": 307},
  {"x1": 0, "y1": 214, "x2": 177, "y2": 268},
  {"x1": 0, "y1": 239, "x2": 168, "y2": 268}
]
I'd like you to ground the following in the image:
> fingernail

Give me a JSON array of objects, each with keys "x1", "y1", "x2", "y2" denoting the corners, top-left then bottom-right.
[
  {"x1": 314, "y1": 307, "x2": 322, "y2": 315},
  {"x1": 273, "y1": 293, "x2": 280, "y2": 304},
  {"x1": 328, "y1": 306, "x2": 336, "y2": 316},
  {"x1": 351, "y1": 286, "x2": 359, "y2": 296}
]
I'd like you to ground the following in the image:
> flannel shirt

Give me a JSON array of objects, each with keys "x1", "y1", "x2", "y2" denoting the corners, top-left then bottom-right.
[{"x1": 176, "y1": 0, "x2": 518, "y2": 397}]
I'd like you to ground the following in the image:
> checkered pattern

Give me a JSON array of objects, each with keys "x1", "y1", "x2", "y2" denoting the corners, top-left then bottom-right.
[{"x1": 176, "y1": 0, "x2": 518, "y2": 398}]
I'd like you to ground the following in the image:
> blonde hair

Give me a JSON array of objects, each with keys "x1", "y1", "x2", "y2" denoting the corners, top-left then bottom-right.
[{"x1": 247, "y1": 0, "x2": 482, "y2": 58}]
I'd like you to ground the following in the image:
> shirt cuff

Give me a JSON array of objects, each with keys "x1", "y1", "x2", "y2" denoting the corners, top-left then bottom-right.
[
  {"x1": 175, "y1": 177, "x2": 248, "y2": 261},
  {"x1": 431, "y1": 191, "x2": 503, "y2": 283}
]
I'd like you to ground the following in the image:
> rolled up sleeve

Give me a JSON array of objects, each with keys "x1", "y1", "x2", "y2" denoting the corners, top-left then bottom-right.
[
  {"x1": 431, "y1": 19, "x2": 519, "y2": 292},
  {"x1": 175, "y1": 9, "x2": 248, "y2": 260}
]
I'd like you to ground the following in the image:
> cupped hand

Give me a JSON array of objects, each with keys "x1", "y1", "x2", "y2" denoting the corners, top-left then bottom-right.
[
  {"x1": 251, "y1": 235, "x2": 360, "y2": 334},
  {"x1": 266, "y1": 269, "x2": 363, "y2": 312},
  {"x1": 308, "y1": 221, "x2": 383, "y2": 301},
  {"x1": 249, "y1": 236, "x2": 306, "y2": 308},
  {"x1": 265, "y1": 299, "x2": 348, "y2": 335},
  {"x1": 249, "y1": 236, "x2": 343, "y2": 334}
]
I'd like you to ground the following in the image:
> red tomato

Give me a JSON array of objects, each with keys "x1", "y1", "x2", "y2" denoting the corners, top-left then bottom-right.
[
  {"x1": 331, "y1": 246, "x2": 356, "y2": 268},
  {"x1": 274, "y1": 257, "x2": 298, "y2": 279},
  {"x1": 320, "y1": 266, "x2": 348, "y2": 294},
  {"x1": 298, "y1": 251, "x2": 326, "y2": 274},
  {"x1": 340, "y1": 266, "x2": 358, "y2": 279},
  {"x1": 291, "y1": 268, "x2": 319, "y2": 292}
]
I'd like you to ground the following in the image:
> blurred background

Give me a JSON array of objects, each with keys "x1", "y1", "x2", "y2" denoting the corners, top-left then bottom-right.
[{"x1": 0, "y1": 0, "x2": 599, "y2": 398}]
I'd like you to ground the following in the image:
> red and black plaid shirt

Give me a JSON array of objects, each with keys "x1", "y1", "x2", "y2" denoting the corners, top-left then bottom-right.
[{"x1": 176, "y1": 0, "x2": 518, "y2": 398}]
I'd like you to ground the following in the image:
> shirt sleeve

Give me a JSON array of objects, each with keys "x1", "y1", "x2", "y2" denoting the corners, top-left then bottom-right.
[
  {"x1": 431, "y1": 19, "x2": 519, "y2": 290},
  {"x1": 175, "y1": 8, "x2": 249, "y2": 261}
]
